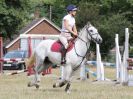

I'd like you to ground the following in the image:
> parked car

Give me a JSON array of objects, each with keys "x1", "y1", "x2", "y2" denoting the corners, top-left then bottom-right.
[{"x1": 3, "y1": 50, "x2": 28, "y2": 70}]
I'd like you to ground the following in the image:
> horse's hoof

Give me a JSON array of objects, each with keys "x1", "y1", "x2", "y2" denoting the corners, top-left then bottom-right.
[
  {"x1": 65, "y1": 88, "x2": 71, "y2": 94},
  {"x1": 27, "y1": 82, "x2": 32, "y2": 87},
  {"x1": 65, "y1": 83, "x2": 71, "y2": 92},
  {"x1": 66, "y1": 90, "x2": 71, "y2": 94},
  {"x1": 35, "y1": 81, "x2": 40, "y2": 89},
  {"x1": 53, "y1": 83, "x2": 56, "y2": 88},
  {"x1": 35, "y1": 84, "x2": 40, "y2": 89}
]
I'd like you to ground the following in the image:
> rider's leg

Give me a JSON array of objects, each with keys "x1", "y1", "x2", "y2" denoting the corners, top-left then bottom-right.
[
  {"x1": 59, "y1": 35, "x2": 68, "y2": 49},
  {"x1": 59, "y1": 35, "x2": 68, "y2": 64},
  {"x1": 60, "y1": 46, "x2": 67, "y2": 64}
]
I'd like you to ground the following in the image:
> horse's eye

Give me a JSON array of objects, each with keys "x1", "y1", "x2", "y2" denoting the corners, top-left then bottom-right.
[{"x1": 90, "y1": 30, "x2": 93, "y2": 32}]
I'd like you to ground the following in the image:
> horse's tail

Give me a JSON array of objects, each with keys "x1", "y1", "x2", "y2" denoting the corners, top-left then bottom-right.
[{"x1": 25, "y1": 53, "x2": 36, "y2": 69}]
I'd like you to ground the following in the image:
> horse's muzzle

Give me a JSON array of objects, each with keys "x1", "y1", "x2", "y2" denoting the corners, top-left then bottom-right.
[{"x1": 97, "y1": 37, "x2": 103, "y2": 44}]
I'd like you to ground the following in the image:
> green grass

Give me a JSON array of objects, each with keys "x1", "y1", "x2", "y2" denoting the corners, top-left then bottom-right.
[{"x1": 0, "y1": 67, "x2": 133, "y2": 99}]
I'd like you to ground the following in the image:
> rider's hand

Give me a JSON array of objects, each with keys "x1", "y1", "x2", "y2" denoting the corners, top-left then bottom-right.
[
  {"x1": 73, "y1": 34, "x2": 78, "y2": 38},
  {"x1": 71, "y1": 32, "x2": 78, "y2": 38}
]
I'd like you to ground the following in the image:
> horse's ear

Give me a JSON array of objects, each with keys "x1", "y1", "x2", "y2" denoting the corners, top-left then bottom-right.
[{"x1": 87, "y1": 21, "x2": 92, "y2": 27}]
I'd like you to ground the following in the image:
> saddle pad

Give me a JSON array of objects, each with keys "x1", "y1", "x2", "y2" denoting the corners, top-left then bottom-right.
[{"x1": 51, "y1": 41, "x2": 74, "y2": 53}]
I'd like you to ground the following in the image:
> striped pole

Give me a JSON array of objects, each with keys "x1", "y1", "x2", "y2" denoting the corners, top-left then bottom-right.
[
  {"x1": 80, "y1": 58, "x2": 87, "y2": 80},
  {"x1": 42, "y1": 66, "x2": 52, "y2": 75},
  {"x1": 86, "y1": 61, "x2": 115, "y2": 67},
  {"x1": 27, "y1": 37, "x2": 34, "y2": 76},
  {"x1": 85, "y1": 68, "x2": 111, "y2": 81},
  {"x1": 127, "y1": 58, "x2": 133, "y2": 70},
  {"x1": 60, "y1": 66, "x2": 65, "y2": 80},
  {"x1": 0, "y1": 37, "x2": 3, "y2": 73},
  {"x1": 5, "y1": 69, "x2": 28, "y2": 75}
]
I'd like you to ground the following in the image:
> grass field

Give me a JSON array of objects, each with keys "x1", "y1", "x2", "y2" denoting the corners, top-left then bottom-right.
[{"x1": 0, "y1": 66, "x2": 133, "y2": 99}]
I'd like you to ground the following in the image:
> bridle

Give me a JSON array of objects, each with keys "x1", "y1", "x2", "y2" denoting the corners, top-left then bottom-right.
[
  {"x1": 86, "y1": 27, "x2": 100, "y2": 44},
  {"x1": 75, "y1": 25, "x2": 100, "y2": 44},
  {"x1": 74, "y1": 25, "x2": 99, "y2": 57}
]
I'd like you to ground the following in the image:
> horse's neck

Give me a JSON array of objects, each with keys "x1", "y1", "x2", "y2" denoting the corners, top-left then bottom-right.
[
  {"x1": 75, "y1": 28, "x2": 90, "y2": 56},
  {"x1": 78, "y1": 28, "x2": 88, "y2": 42}
]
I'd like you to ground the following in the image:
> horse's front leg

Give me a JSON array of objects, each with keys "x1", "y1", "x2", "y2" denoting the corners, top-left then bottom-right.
[
  {"x1": 53, "y1": 65, "x2": 72, "y2": 93},
  {"x1": 53, "y1": 64, "x2": 72, "y2": 89},
  {"x1": 53, "y1": 80, "x2": 71, "y2": 93},
  {"x1": 65, "y1": 82, "x2": 71, "y2": 93},
  {"x1": 53, "y1": 66, "x2": 67, "y2": 88},
  {"x1": 53, "y1": 79, "x2": 67, "y2": 88},
  {"x1": 64, "y1": 65, "x2": 72, "y2": 93}
]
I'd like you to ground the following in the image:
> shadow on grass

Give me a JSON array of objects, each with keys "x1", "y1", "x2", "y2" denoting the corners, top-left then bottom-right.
[{"x1": 33, "y1": 88, "x2": 78, "y2": 93}]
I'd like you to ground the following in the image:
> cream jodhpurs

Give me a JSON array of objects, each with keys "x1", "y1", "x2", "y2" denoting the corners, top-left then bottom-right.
[{"x1": 59, "y1": 32, "x2": 72, "y2": 49}]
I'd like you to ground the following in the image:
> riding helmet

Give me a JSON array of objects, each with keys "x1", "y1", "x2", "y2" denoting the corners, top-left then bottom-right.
[{"x1": 66, "y1": 4, "x2": 77, "y2": 12}]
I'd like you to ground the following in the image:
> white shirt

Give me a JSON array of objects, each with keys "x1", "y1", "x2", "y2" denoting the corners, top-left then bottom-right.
[{"x1": 61, "y1": 14, "x2": 75, "y2": 32}]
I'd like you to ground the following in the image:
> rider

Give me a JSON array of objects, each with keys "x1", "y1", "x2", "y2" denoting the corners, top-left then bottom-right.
[{"x1": 59, "y1": 4, "x2": 78, "y2": 64}]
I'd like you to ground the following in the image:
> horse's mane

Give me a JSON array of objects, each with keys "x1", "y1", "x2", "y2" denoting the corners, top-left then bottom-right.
[
  {"x1": 78, "y1": 24, "x2": 88, "y2": 35},
  {"x1": 79, "y1": 22, "x2": 91, "y2": 35}
]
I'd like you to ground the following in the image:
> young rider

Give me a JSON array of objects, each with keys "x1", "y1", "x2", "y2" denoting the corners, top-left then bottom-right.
[{"x1": 59, "y1": 4, "x2": 78, "y2": 64}]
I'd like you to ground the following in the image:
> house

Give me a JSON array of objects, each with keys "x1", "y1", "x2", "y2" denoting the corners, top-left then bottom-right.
[{"x1": 5, "y1": 17, "x2": 61, "y2": 52}]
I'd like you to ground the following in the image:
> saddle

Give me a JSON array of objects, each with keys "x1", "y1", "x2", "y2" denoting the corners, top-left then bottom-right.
[
  {"x1": 51, "y1": 39, "x2": 75, "y2": 64},
  {"x1": 51, "y1": 39, "x2": 74, "y2": 53}
]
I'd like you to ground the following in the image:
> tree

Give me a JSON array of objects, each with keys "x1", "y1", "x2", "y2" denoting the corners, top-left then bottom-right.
[
  {"x1": 99, "y1": 0, "x2": 133, "y2": 27},
  {"x1": 99, "y1": 0, "x2": 133, "y2": 52},
  {"x1": 0, "y1": 0, "x2": 31, "y2": 40},
  {"x1": 97, "y1": 14, "x2": 132, "y2": 53},
  {"x1": 52, "y1": 0, "x2": 81, "y2": 27},
  {"x1": 0, "y1": 0, "x2": 133, "y2": 54},
  {"x1": 75, "y1": 0, "x2": 133, "y2": 53},
  {"x1": 29, "y1": 0, "x2": 56, "y2": 20},
  {"x1": 76, "y1": 1, "x2": 100, "y2": 29}
]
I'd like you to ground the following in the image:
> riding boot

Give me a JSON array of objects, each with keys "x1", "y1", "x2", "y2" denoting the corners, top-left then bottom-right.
[
  {"x1": 61, "y1": 46, "x2": 67, "y2": 64},
  {"x1": 62, "y1": 49, "x2": 67, "y2": 64}
]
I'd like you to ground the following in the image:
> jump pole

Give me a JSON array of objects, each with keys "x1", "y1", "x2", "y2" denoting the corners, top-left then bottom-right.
[
  {"x1": 0, "y1": 37, "x2": 3, "y2": 74},
  {"x1": 96, "y1": 44, "x2": 105, "y2": 81},
  {"x1": 121, "y1": 28, "x2": 129, "y2": 84},
  {"x1": 79, "y1": 44, "x2": 105, "y2": 81},
  {"x1": 115, "y1": 34, "x2": 122, "y2": 82},
  {"x1": 80, "y1": 58, "x2": 87, "y2": 80}
]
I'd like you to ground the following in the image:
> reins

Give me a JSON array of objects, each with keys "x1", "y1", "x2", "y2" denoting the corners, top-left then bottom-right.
[
  {"x1": 73, "y1": 28, "x2": 91, "y2": 71},
  {"x1": 74, "y1": 36, "x2": 90, "y2": 57},
  {"x1": 71, "y1": 25, "x2": 101, "y2": 71}
]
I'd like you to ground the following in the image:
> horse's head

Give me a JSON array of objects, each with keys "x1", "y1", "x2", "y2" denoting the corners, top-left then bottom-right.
[{"x1": 86, "y1": 22, "x2": 102, "y2": 44}]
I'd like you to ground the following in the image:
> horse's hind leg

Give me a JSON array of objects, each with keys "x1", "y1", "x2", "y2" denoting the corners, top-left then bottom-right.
[
  {"x1": 28, "y1": 58, "x2": 52, "y2": 89},
  {"x1": 28, "y1": 57, "x2": 44, "y2": 88}
]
